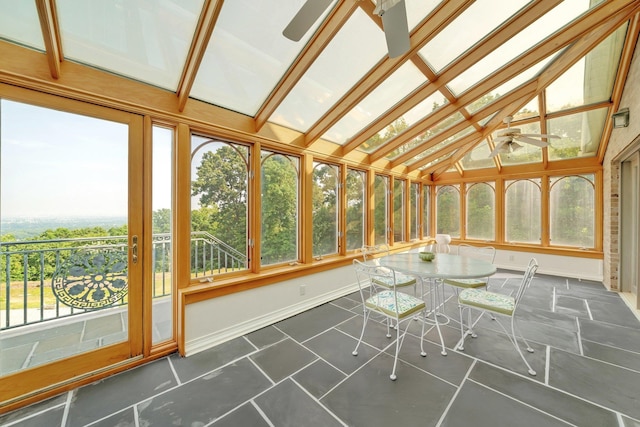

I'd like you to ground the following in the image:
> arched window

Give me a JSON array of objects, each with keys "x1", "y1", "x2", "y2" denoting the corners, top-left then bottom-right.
[
  {"x1": 260, "y1": 151, "x2": 299, "y2": 266},
  {"x1": 436, "y1": 185, "x2": 460, "y2": 237},
  {"x1": 550, "y1": 174, "x2": 595, "y2": 248},
  {"x1": 466, "y1": 182, "x2": 495, "y2": 240},
  {"x1": 346, "y1": 169, "x2": 366, "y2": 251},
  {"x1": 312, "y1": 162, "x2": 339, "y2": 257},
  {"x1": 191, "y1": 136, "x2": 249, "y2": 274},
  {"x1": 505, "y1": 179, "x2": 541, "y2": 244},
  {"x1": 374, "y1": 175, "x2": 389, "y2": 245}
]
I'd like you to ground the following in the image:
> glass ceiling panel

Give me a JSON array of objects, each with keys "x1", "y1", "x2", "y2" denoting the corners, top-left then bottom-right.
[
  {"x1": 465, "y1": 54, "x2": 554, "y2": 113},
  {"x1": 446, "y1": 0, "x2": 590, "y2": 95},
  {"x1": 418, "y1": 0, "x2": 531, "y2": 73},
  {"x1": 405, "y1": 0, "x2": 442, "y2": 31},
  {"x1": 358, "y1": 91, "x2": 448, "y2": 153},
  {"x1": 270, "y1": 8, "x2": 387, "y2": 133},
  {"x1": 513, "y1": 97, "x2": 539, "y2": 121},
  {"x1": 322, "y1": 62, "x2": 427, "y2": 144},
  {"x1": 547, "y1": 107, "x2": 607, "y2": 160},
  {"x1": 0, "y1": 1, "x2": 44, "y2": 50},
  {"x1": 460, "y1": 140, "x2": 495, "y2": 170},
  {"x1": 57, "y1": 0, "x2": 203, "y2": 91},
  {"x1": 386, "y1": 112, "x2": 465, "y2": 160},
  {"x1": 546, "y1": 24, "x2": 627, "y2": 113},
  {"x1": 499, "y1": 121, "x2": 542, "y2": 165},
  {"x1": 418, "y1": 151, "x2": 454, "y2": 171},
  {"x1": 191, "y1": 0, "x2": 337, "y2": 116},
  {"x1": 403, "y1": 125, "x2": 474, "y2": 165}
]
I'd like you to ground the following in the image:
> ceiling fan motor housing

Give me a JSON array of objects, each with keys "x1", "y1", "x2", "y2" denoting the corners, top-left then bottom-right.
[{"x1": 496, "y1": 127, "x2": 521, "y2": 137}]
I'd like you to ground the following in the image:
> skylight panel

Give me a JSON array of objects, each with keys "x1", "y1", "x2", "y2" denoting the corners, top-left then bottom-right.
[
  {"x1": 513, "y1": 98, "x2": 539, "y2": 121},
  {"x1": 191, "y1": 0, "x2": 337, "y2": 116},
  {"x1": 547, "y1": 108, "x2": 607, "y2": 160},
  {"x1": 0, "y1": 1, "x2": 44, "y2": 50},
  {"x1": 418, "y1": 0, "x2": 531, "y2": 73},
  {"x1": 358, "y1": 91, "x2": 448, "y2": 153},
  {"x1": 321, "y1": 62, "x2": 427, "y2": 144},
  {"x1": 498, "y1": 121, "x2": 542, "y2": 165},
  {"x1": 406, "y1": 126, "x2": 475, "y2": 164},
  {"x1": 460, "y1": 140, "x2": 495, "y2": 170},
  {"x1": 270, "y1": 8, "x2": 387, "y2": 133},
  {"x1": 57, "y1": 0, "x2": 203, "y2": 91}
]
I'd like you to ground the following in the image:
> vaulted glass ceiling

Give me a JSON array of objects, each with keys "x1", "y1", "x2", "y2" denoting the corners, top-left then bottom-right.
[{"x1": 0, "y1": 0, "x2": 637, "y2": 180}]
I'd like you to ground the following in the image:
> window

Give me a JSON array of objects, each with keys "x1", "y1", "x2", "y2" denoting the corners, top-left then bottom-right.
[
  {"x1": 393, "y1": 179, "x2": 406, "y2": 243},
  {"x1": 191, "y1": 136, "x2": 249, "y2": 275},
  {"x1": 346, "y1": 169, "x2": 366, "y2": 251},
  {"x1": 436, "y1": 185, "x2": 460, "y2": 237},
  {"x1": 312, "y1": 162, "x2": 339, "y2": 257},
  {"x1": 422, "y1": 185, "x2": 431, "y2": 238},
  {"x1": 505, "y1": 179, "x2": 541, "y2": 244},
  {"x1": 466, "y1": 182, "x2": 495, "y2": 240},
  {"x1": 374, "y1": 175, "x2": 389, "y2": 245},
  {"x1": 260, "y1": 151, "x2": 299, "y2": 265},
  {"x1": 550, "y1": 175, "x2": 595, "y2": 248},
  {"x1": 410, "y1": 182, "x2": 419, "y2": 240}
]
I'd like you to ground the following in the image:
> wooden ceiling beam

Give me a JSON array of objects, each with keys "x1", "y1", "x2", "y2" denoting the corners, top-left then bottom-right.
[
  {"x1": 176, "y1": 0, "x2": 223, "y2": 112},
  {"x1": 254, "y1": 0, "x2": 359, "y2": 132},
  {"x1": 35, "y1": 0, "x2": 63, "y2": 79},
  {"x1": 302, "y1": 0, "x2": 473, "y2": 146}
]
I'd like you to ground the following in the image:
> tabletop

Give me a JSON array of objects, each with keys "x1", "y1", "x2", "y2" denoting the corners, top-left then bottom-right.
[{"x1": 380, "y1": 252, "x2": 496, "y2": 280}]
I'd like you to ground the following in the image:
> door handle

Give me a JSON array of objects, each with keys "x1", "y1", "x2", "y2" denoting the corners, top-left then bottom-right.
[{"x1": 132, "y1": 235, "x2": 138, "y2": 264}]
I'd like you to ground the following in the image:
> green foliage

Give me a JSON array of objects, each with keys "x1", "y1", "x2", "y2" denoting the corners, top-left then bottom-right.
[
  {"x1": 436, "y1": 185, "x2": 460, "y2": 236},
  {"x1": 373, "y1": 175, "x2": 388, "y2": 245},
  {"x1": 345, "y1": 170, "x2": 365, "y2": 251},
  {"x1": 466, "y1": 183, "x2": 495, "y2": 240},
  {"x1": 312, "y1": 164, "x2": 338, "y2": 257}
]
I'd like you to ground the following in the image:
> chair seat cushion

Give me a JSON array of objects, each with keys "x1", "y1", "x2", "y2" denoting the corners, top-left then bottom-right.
[
  {"x1": 458, "y1": 288, "x2": 514, "y2": 316},
  {"x1": 366, "y1": 290, "x2": 425, "y2": 318},
  {"x1": 372, "y1": 272, "x2": 416, "y2": 288},
  {"x1": 443, "y1": 278, "x2": 487, "y2": 289}
]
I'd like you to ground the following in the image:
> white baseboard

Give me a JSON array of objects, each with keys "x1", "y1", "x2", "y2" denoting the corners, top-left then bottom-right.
[{"x1": 185, "y1": 282, "x2": 359, "y2": 356}]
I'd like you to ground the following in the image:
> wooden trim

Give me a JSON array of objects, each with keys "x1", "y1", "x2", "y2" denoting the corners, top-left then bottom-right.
[
  {"x1": 35, "y1": 0, "x2": 62, "y2": 79},
  {"x1": 142, "y1": 116, "x2": 154, "y2": 356}
]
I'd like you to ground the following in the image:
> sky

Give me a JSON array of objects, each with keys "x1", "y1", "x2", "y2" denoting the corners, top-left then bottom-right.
[{"x1": 1, "y1": 99, "x2": 172, "y2": 220}]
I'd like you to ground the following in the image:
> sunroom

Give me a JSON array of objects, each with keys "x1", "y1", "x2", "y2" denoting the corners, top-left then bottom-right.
[{"x1": 1, "y1": 0, "x2": 640, "y2": 423}]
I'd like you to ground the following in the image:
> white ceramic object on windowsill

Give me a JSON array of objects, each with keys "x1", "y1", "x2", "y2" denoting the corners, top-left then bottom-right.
[{"x1": 435, "y1": 234, "x2": 451, "y2": 253}]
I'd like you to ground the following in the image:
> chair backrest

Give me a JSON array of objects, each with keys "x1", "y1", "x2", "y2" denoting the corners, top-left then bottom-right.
[
  {"x1": 353, "y1": 259, "x2": 403, "y2": 317},
  {"x1": 361, "y1": 244, "x2": 390, "y2": 262},
  {"x1": 513, "y1": 258, "x2": 539, "y2": 312},
  {"x1": 458, "y1": 244, "x2": 496, "y2": 264}
]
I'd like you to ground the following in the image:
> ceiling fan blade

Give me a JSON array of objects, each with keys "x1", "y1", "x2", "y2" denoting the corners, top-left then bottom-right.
[
  {"x1": 494, "y1": 135, "x2": 513, "y2": 142},
  {"x1": 519, "y1": 133, "x2": 561, "y2": 139},
  {"x1": 489, "y1": 141, "x2": 507, "y2": 157},
  {"x1": 514, "y1": 136, "x2": 549, "y2": 148},
  {"x1": 380, "y1": 0, "x2": 410, "y2": 58},
  {"x1": 283, "y1": 0, "x2": 333, "y2": 42}
]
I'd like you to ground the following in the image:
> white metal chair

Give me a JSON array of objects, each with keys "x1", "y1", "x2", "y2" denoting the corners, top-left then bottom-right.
[
  {"x1": 456, "y1": 258, "x2": 539, "y2": 376},
  {"x1": 361, "y1": 244, "x2": 417, "y2": 293},
  {"x1": 352, "y1": 259, "x2": 427, "y2": 380}
]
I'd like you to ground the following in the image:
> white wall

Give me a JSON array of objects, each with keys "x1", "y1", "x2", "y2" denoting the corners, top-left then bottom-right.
[{"x1": 185, "y1": 249, "x2": 601, "y2": 355}]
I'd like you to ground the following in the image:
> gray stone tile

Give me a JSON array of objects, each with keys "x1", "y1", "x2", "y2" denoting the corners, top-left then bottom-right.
[
  {"x1": 246, "y1": 325, "x2": 286, "y2": 349},
  {"x1": 582, "y1": 339, "x2": 640, "y2": 372},
  {"x1": 83, "y1": 312, "x2": 125, "y2": 340},
  {"x1": 304, "y1": 327, "x2": 381, "y2": 375},
  {"x1": 335, "y1": 313, "x2": 400, "y2": 351},
  {"x1": 255, "y1": 379, "x2": 343, "y2": 427},
  {"x1": 580, "y1": 318, "x2": 640, "y2": 353},
  {"x1": 330, "y1": 295, "x2": 360, "y2": 310},
  {"x1": 441, "y1": 380, "x2": 571, "y2": 427},
  {"x1": 322, "y1": 352, "x2": 456, "y2": 427},
  {"x1": 170, "y1": 336, "x2": 255, "y2": 382},
  {"x1": 275, "y1": 303, "x2": 355, "y2": 342},
  {"x1": 250, "y1": 338, "x2": 317, "y2": 383},
  {"x1": 66, "y1": 358, "x2": 177, "y2": 426},
  {"x1": 0, "y1": 401, "x2": 64, "y2": 427},
  {"x1": 549, "y1": 347, "x2": 640, "y2": 420},
  {"x1": 516, "y1": 319, "x2": 580, "y2": 354},
  {"x1": 0, "y1": 394, "x2": 66, "y2": 426},
  {"x1": 210, "y1": 403, "x2": 270, "y2": 427},
  {"x1": 555, "y1": 295, "x2": 589, "y2": 317},
  {"x1": 91, "y1": 407, "x2": 136, "y2": 426},
  {"x1": 292, "y1": 359, "x2": 346, "y2": 399},
  {"x1": 622, "y1": 415, "x2": 640, "y2": 427},
  {"x1": 588, "y1": 298, "x2": 640, "y2": 328},
  {"x1": 0, "y1": 342, "x2": 34, "y2": 375},
  {"x1": 469, "y1": 361, "x2": 617, "y2": 427},
  {"x1": 137, "y1": 358, "x2": 271, "y2": 426}
]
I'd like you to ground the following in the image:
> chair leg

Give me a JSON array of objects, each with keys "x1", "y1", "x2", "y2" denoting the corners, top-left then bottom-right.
[
  {"x1": 390, "y1": 318, "x2": 401, "y2": 380},
  {"x1": 352, "y1": 310, "x2": 370, "y2": 356},
  {"x1": 511, "y1": 318, "x2": 536, "y2": 376}
]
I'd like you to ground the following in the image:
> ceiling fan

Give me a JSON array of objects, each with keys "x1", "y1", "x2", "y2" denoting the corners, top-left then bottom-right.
[
  {"x1": 283, "y1": 0, "x2": 410, "y2": 58},
  {"x1": 489, "y1": 115, "x2": 560, "y2": 157}
]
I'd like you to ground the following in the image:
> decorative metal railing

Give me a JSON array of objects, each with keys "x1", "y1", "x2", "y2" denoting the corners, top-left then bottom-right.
[{"x1": 1, "y1": 232, "x2": 247, "y2": 330}]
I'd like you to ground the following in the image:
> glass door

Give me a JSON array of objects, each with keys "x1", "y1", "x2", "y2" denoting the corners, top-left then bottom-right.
[{"x1": 0, "y1": 93, "x2": 143, "y2": 404}]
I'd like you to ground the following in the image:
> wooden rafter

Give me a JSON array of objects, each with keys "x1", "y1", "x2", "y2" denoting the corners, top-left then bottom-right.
[
  {"x1": 254, "y1": 0, "x2": 359, "y2": 132},
  {"x1": 176, "y1": 0, "x2": 223, "y2": 112},
  {"x1": 35, "y1": 0, "x2": 63, "y2": 79}
]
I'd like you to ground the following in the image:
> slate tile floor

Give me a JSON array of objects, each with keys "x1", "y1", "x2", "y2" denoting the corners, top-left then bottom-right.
[{"x1": 3, "y1": 270, "x2": 640, "y2": 426}]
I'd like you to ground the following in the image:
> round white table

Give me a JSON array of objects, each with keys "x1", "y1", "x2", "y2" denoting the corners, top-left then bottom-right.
[{"x1": 380, "y1": 252, "x2": 496, "y2": 280}]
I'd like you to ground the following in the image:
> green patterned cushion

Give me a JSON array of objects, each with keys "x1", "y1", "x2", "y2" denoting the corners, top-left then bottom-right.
[
  {"x1": 366, "y1": 290, "x2": 425, "y2": 318},
  {"x1": 444, "y1": 278, "x2": 487, "y2": 289},
  {"x1": 459, "y1": 288, "x2": 514, "y2": 315},
  {"x1": 372, "y1": 272, "x2": 416, "y2": 288}
]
